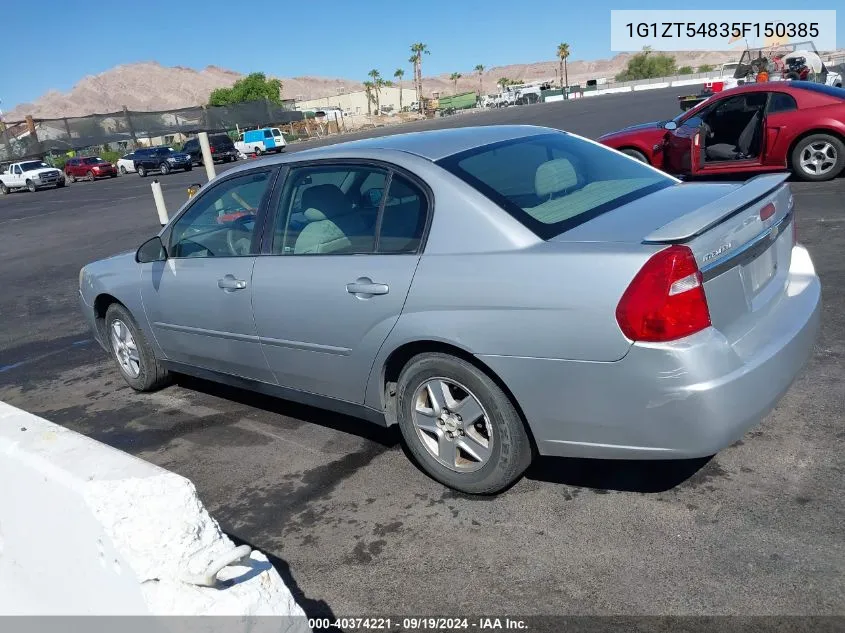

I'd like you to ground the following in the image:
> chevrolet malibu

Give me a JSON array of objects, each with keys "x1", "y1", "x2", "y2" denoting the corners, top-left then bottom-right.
[{"x1": 78, "y1": 126, "x2": 821, "y2": 494}]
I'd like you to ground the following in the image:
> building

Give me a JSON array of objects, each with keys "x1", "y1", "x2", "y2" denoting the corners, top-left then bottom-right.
[{"x1": 295, "y1": 85, "x2": 414, "y2": 115}]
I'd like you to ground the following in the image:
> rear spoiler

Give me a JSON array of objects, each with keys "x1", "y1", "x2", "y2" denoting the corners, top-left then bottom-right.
[{"x1": 643, "y1": 173, "x2": 791, "y2": 243}]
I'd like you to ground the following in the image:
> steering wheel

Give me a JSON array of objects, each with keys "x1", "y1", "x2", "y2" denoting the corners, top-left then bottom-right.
[
  {"x1": 225, "y1": 213, "x2": 256, "y2": 256},
  {"x1": 700, "y1": 120, "x2": 714, "y2": 139}
]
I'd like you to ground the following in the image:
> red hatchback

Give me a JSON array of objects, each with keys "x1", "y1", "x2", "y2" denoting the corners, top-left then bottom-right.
[
  {"x1": 599, "y1": 82, "x2": 845, "y2": 182},
  {"x1": 65, "y1": 156, "x2": 118, "y2": 182}
]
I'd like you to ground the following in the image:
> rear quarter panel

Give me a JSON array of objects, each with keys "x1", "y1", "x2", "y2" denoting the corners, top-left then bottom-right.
[{"x1": 765, "y1": 103, "x2": 845, "y2": 167}]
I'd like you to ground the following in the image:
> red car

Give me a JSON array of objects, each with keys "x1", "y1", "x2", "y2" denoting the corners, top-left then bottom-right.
[
  {"x1": 64, "y1": 156, "x2": 118, "y2": 182},
  {"x1": 599, "y1": 82, "x2": 845, "y2": 182}
]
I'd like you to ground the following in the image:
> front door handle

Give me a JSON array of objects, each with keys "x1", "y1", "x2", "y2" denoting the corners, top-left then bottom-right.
[
  {"x1": 346, "y1": 277, "x2": 389, "y2": 297},
  {"x1": 218, "y1": 275, "x2": 247, "y2": 291}
]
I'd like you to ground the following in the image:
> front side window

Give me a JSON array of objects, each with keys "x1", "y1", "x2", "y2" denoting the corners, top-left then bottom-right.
[
  {"x1": 168, "y1": 170, "x2": 272, "y2": 258},
  {"x1": 437, "y1": 133, "x2": 673, "y2": 239},
  {"x1": 272, "y1": 165, "x2": 387, "y2": 255},
  {"x1": 264, "y1": 130, "x2": 272, "y2": 138}
]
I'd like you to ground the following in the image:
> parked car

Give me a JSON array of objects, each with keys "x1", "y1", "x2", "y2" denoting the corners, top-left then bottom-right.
[
  {"x1": 117, "y1": 153, "x2": 137, "y2": 175},
  {"x1": 0, "y1": 160, "x2": 65, "y2": 193},
  {"x1": 133, "y1": 147, "x2": 193, "y2": 177},
  {"x1": 79, "y1": 125, "x2": 820, "y2": 494},
  {"x1": 599, "y1": 82, "x2": 845, "y2": 182},
  {"x1": 182, "y1": 134, "x2": 240, "y2": 165},
  {"x1": 235, "y1": 127, "x2": 286, "y2": 156},
  {"x1": 64, "y1": 156, "x2": 117, "y2": 182}
]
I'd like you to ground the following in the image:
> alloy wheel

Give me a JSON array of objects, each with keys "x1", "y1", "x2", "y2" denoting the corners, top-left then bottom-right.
[
  {"x1": 412, "y1": 378, "x2": 494, "y2": 473},
  {"x1": 110, "y1": 319, "x2": 141, "y2": 379},
  {"x1": 800, "y1": 142, "x2": 838, "y2": 177}
]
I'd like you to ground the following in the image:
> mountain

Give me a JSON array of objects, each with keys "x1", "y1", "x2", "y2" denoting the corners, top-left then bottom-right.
[{"x1": 4, "y1": 51, "x2": 767, "y2": 121}]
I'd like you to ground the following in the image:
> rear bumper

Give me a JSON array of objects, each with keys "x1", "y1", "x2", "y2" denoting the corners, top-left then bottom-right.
[{"x1": 479, "y1": 246, "x2": 821, "y2": 459}]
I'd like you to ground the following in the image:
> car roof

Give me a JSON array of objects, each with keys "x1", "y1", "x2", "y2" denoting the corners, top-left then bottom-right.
[{"x1": 293, "y1": 125, "x2": 556, "y2": 161}]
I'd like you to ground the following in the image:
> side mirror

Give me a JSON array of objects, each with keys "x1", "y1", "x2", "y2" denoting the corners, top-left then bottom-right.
[
  {"x1": 663, "y1": 121, "x2": 678, "y2": 131},
  {"x1": 136, "y1": 236, "x2": 167, "y2": 264}
]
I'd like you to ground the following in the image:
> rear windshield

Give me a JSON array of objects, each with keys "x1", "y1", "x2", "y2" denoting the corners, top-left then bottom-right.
[
  {"x1": 436, "y1": 132, "x2": 674, "y2": 239},
  {"x1": 211, "y1": 134, "x2": 234, "y2": 146},
  {"x1": 792, "y1": 81, "x2": 845, "y2": 100},
  {"x1": 83, "y1": 157, "x2": 105, "y2": 163}
]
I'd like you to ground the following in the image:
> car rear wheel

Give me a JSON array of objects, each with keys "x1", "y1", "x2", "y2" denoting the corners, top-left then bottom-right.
[
  {"x1": 791, "y1": 134, "x2": 845, "y2": 182},
  {"x1": 26, "y1": 180, "x2": 36, "y2": 192},
  {"x1": 87, "y1": 170, "x2": 95, "y2": 181},
  {"x1": 159, "y1": 162, "x2": 171, "y2": 175},
  {"x1": 104, "y1": 303, "x2": 170, "y2": 392},
  {"x1": 137, "y1": 165, "x2": 147, "y2": 177},
  {"x1": 396, "y1": 352, "x2": 533, "y2": 495},
  {"x1": 253, "y1": 146, "x2": 262, "y2": 156},
  {"x1": 0, "y1": 183, "x2": 9, "y2": 195},
  {"x1": 622, "y1": 148, "x2": 649, "y2": 163}
]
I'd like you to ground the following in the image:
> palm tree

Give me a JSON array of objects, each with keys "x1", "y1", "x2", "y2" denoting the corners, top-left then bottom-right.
[
  {"x1": 474, "y1": 64, "x2": 485, "y2": 97},
  {"x1": 368, "y1": 69, "x2": 382, "y2": 112},
  {"x1": 410, "y1": 42, "x2": 430, "y2": 113},
  {"x1": 394, "y1": 68, "x2": 405, "y2": 110},
  {"x1": 497, "y1": 77, "x2": 511, "y2": 92},
  {"x1": 363, "y1": 80, "x2": 375, "y2": 116},
  {"x1": 557, "y1": 42, "x2": 571, "y2": 92},
  {"x1": 450, "y1": 72, "x2": 462, "y2": 95}
]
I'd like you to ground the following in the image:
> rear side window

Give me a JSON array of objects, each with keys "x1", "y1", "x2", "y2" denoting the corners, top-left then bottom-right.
[
  {"x1": 768, "y1": 92, "x2": 797, "y2": 113},
  {"x1": 437, "y1": 133, "x2": 674, "y2": 239},
  {"x1": 264, "y1": 130, "x2": 272, "y2": 138}
]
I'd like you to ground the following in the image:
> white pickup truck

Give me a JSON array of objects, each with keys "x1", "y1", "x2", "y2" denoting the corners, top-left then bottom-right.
[{"x1": 0, "y1": 160, "x2": 66, "y2": 193}]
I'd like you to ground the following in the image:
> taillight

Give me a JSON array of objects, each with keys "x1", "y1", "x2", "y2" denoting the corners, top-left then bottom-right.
[
  {"x1": 616, "y1": 245, "x2": 711, "y2": 342},
  {"x1": 210, "y1": 147, "x2": 216, "y2": 153}
]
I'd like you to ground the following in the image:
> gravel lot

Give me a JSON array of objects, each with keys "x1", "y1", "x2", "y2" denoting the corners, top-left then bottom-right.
[{"x1": 1, "y1": 86, "x2": 843, "y2": 626}]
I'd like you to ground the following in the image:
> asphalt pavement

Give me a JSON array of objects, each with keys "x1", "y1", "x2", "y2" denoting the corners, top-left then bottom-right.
[{"x1": 1, "y1": 86, "x2": 843, "y2": 623}]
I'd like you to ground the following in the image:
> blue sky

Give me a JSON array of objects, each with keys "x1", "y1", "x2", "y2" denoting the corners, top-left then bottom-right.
[{"x1": 1, "y1": 0, "x2": 841, "y2": 111}]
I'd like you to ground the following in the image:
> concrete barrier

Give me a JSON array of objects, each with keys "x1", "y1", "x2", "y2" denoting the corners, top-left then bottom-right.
[
  {"x1": 633, "y1": 82, "x2": 670, "y2": 91},
  {"x1": 0, "y1": 401, "x2": 310, "y2": 629},
  {"x1": 671, "y1": 78, "x2": 708, "y2": 88}
]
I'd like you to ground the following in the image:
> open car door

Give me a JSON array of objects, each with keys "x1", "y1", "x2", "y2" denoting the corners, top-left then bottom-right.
[{"x1": 663, "y1": 117, "x2": 704, "y2": 176}]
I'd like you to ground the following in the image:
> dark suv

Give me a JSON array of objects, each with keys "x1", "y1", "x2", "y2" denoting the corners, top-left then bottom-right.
[
  {"x1": 133, "y1": 147, "x2": 193, "y2": 177},
  {"x1": 182, "y1": 134, "x2": 239, "y2": 165}
]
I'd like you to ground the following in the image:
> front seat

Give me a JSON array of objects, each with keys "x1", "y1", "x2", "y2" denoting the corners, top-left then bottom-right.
[
  {"x1": 705, "y1": 109, "x2": 762, "y2": 161},
  {"x1": 294, "y1": 184, "x2": 369, "y2": 254}
]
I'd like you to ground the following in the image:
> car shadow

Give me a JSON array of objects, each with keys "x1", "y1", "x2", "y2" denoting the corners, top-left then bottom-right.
[
  {"x1": 172, "y1": 374, "x2": 401, "y2": 448},
  {"x1": 525, "y1": 454, "x2": 714, "y2": 493}
]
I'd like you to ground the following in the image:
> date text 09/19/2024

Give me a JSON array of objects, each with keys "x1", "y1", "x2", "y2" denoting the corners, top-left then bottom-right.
[{"x1": 308, "y1": 617, "x2": 529, "y2": 630}]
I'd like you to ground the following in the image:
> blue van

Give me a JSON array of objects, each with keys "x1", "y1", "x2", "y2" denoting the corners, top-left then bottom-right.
[{"x1": 235, "y1": 127, "x2": 287, "y2": 155}]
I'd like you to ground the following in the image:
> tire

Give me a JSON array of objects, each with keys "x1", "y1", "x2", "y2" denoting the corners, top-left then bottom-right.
[
  {"x1": 26, "y1": 180, "x2": 36, "y2": 193},
  {"x1": 0, "y1": 183, "x2": 9, "y2": 195},
  {"x1": 56, "y1": 180, "x2": 65, "y2": 188},
  {"x1": 110, "y1": 173, "x2": 117, "y2": 178},
  {"x1": 137, "y1": 165, "x2": 147, "y2": 177},
  {"x1": 87, "y1": 170, "x2": 95, "y2": 182},
  {"x1": 159, "y1": 162, "x2": 171, "y2": 175},
  {"x1": 66, "y1": 171, "x2": 75, "y2": 183},
  {"x1": 104, "y1": 303, "x2": 170, "y2": 392},
  {"x1": 621, "y1": 148, "x2": 649, "y2": 164},
  {"x1": 184, "y1": 165, "x2": 193, "y2": 172},
  {"x1": 790, "y1": 133, "x2": 845, "y2": 182},
  {"x1": 119, "y1": 165, "x2": 127, "y2": 175},
  {"x1": 253, "y1": 146, "x2": 262, "y2": 156},
  {"x1": 396, "y1": 352, "x2": 532, "y2": 495}
]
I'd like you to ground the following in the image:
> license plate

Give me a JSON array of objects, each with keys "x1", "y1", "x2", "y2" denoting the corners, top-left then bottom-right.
[{"x1": 746, "y1": 247, "x2": 776, "y2": 294}]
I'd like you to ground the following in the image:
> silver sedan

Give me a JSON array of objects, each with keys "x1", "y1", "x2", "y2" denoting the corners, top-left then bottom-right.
[{"x1": 79, "y1": 125, "x2": 821, "y2": 494}]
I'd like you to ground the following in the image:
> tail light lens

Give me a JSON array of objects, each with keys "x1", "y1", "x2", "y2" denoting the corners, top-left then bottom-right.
[
  {"x1": 616, "y1": 245, "x2": 711, "y2": 342},
  {"x1": 210, "y1": 146, "x2": 216, "y2": 153}
]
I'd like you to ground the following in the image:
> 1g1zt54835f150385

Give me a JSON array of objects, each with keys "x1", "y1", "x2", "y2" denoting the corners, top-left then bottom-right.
[
  {"x1": 625, "y1": 22, "x2": 819, "y2": 39},
  {"x1": 79, "y1": 125, "x2": 820, "y2": 495}
]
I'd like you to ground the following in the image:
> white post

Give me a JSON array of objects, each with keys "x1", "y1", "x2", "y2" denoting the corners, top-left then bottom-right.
[
  {"x1": 198, "y1": 132, "x2": 216, "y2": 182},
  {"x1": 151, "y1": 180, "x2": 169, "y2": 226}
]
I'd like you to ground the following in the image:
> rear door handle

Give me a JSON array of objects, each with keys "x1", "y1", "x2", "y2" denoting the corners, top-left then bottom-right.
[
  {"x1": 346, "y1": 277, "x2": 389, "y2": 297},
  {"x1": 218, "y1": 275, "x2": 247, "y2": 291}
]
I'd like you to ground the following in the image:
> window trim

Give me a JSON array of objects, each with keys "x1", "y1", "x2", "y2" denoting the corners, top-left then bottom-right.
[
  {"x1": 435, "y1": 132, "x2": 674, "y2": 240},
  {"x1": 259, "y1": 158, "x2": 434, "y2": 257},
  {"x1": 161, "y1": 165, "x2": 282, "y2": 260}
]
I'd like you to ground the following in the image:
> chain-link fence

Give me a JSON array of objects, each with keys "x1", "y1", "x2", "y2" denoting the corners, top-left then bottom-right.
[{"x1": 0, "y1": 99, "x2": 304, "y2": 162}]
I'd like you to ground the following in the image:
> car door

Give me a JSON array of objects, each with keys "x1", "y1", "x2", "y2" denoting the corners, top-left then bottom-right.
[
  {"x1": 762, "y1": 91, "x2": 799, "y2": 167},
  {"x1": 251, "y1": 161, "x2": 430, "y2": 403},
  {"x1": 11, "y1": 164, "x2": 25, "y2": 186},
  {"x1": 139, "y1": 166, "x2": 278, "y2": 382}
]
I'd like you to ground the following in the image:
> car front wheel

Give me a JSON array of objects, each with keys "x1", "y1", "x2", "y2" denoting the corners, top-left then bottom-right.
[
  {"x1": 396, "y1": 352, "x2": 533, "y2": 495},
  {"x1": 119, "y1": 165, "x2": 127, "y2": 175},
  {"x1": 26, "y1": 180, "x2": 36, "y2": 192},
  {"x1": 791, "y1": 134, "x2": 845, "y2": 182},
  {"x1": 104, "y1": 303, "x2": 170, "y2": 392},
  {"x1": 622, "y1": 148, "x2": 649, "y2": 163},
  {"x1": 160, "y1": 162, "x2": 171, "y2": 175},
  {"x1": 66, "y1": 171, "x2": 75, "y2": 183},
  {"x1": 137, "y1": 165, "x2": 147, "y2": 177}
]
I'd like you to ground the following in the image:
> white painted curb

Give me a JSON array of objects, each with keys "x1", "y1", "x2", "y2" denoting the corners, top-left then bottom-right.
[
  {"x1": 0, "y1": 401, "x2": 311, "y2": 630},
  {"x1": 633, "y1": 82, "x2": 670, "y2": 91},
  {"x1": 671, "y1": 78, "x2": 707, "y2": 88}
]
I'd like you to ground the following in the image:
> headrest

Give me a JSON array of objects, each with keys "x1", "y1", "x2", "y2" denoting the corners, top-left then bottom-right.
[
  {"x1": 301, "y1": 184, "x2": 351, "y2": 219},
  {"x1": 304, "y1": 208, "x2": 328, "y2": 221},
  {"x1": 535, "y1": 159, "x2": 577, "y2": 197}
]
